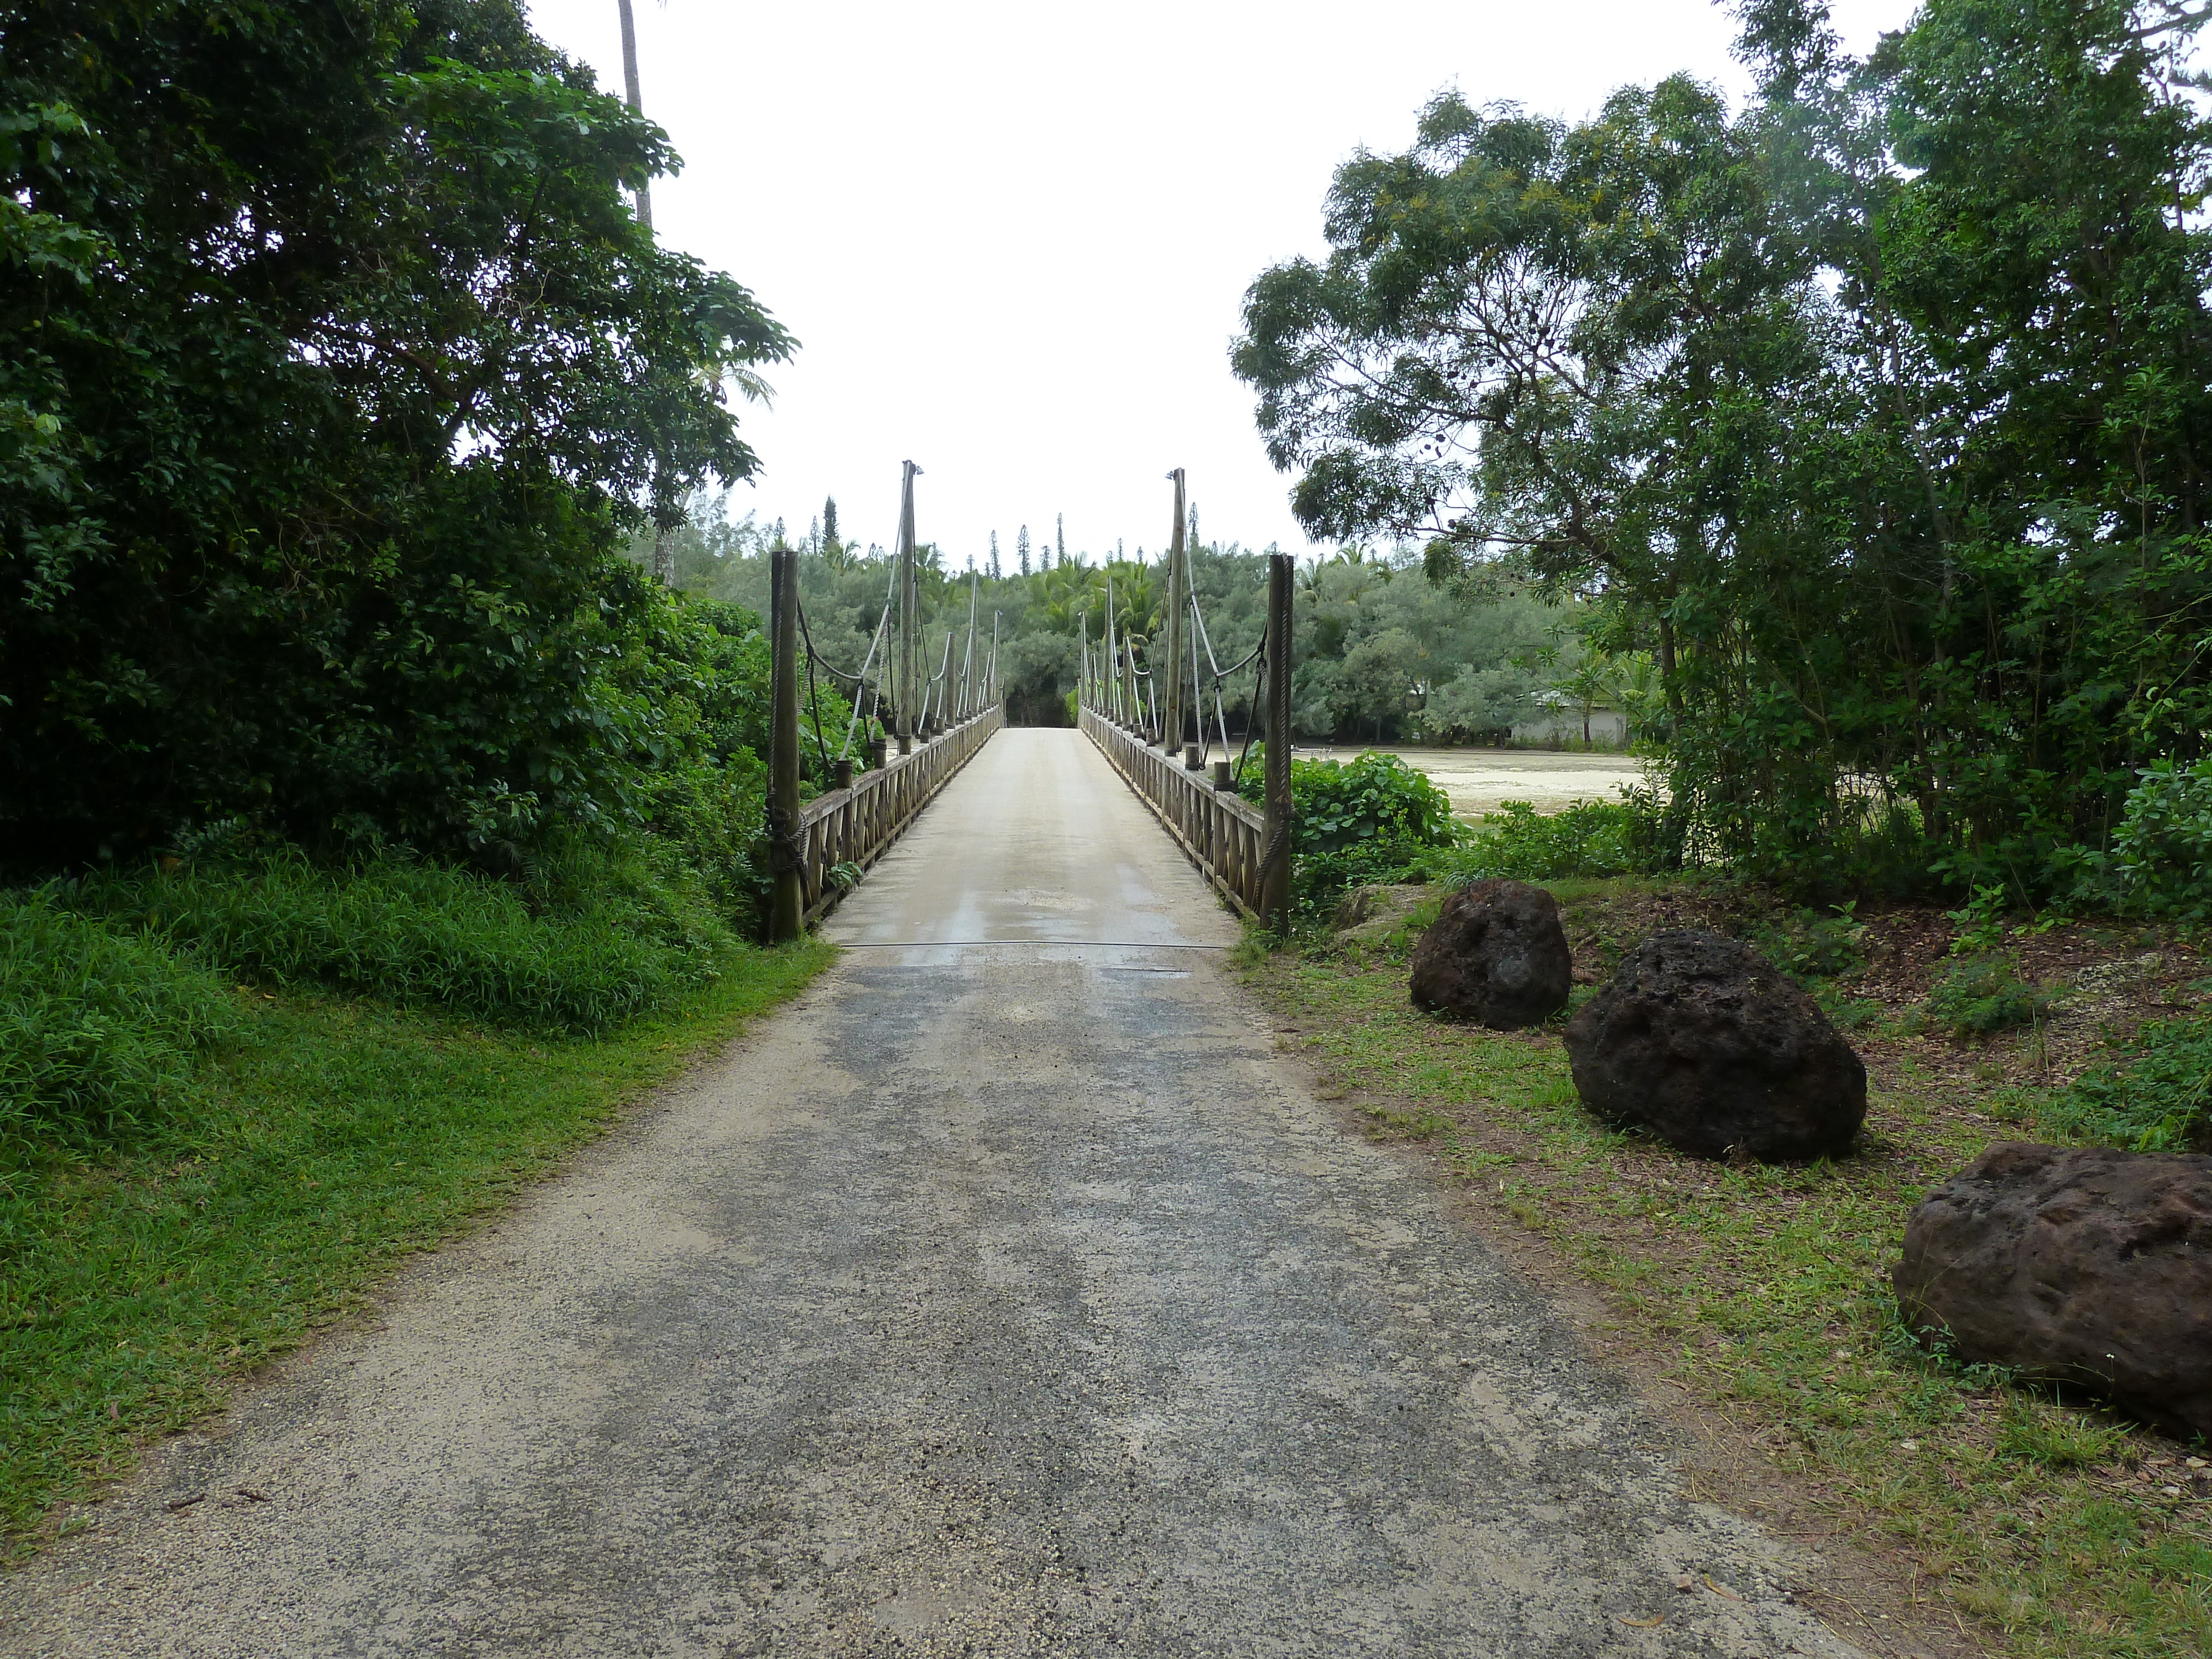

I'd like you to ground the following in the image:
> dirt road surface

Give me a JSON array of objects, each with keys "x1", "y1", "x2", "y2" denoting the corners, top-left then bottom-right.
[{"x1": 1, "y1": 730, "x2": 1859, "y2": 1658}]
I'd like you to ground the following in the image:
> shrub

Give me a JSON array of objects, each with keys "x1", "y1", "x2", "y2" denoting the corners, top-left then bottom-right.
[
  {"x1": 1240, "y1": 747, "x2": 1458, "y2": 852},
  {"x1": 1238, "y1": 747, "x2": 1462, "y2": 916},
  {"x1": 0, "y1": 894, "x2": 238, "y2": 1142},
  {"x1": 67, "y1": 842, "x2": 733, "y2": 1035},
  {"x1": 2088, "y1": 757, "x2": 2212, "y2": 920},
  {"x1": 2041, "y1": 1015, "x2": 2212, "y2": 1152},
  {"x1": 1924, "y1": 955, "x2": 2057, "y2": 1036},
  {"x1": 1444, "y1": 798, "x2": 1646, "y2": 884},
  {"x1": 1754, "y1": 905, "x2": 1867, "y2": 985}
]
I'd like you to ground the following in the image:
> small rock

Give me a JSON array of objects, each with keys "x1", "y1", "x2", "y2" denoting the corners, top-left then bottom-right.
[
  {"x1": 1675, "y1": 1575, "x2": 1694, "y2": 1593},
  {"x1": 1898, "y1": 1440, "x2": 1919, "y2": 1453},
  {"x1": 1562, "y1": 932, "x2": 1866, "y2": 1161},
  {"x1": 1893, "y1": 1143, "x2": 2212, "y2": 1439},
  {"x1": 1408, "y1": 880, "x2": 1573, "y2": 1030}
]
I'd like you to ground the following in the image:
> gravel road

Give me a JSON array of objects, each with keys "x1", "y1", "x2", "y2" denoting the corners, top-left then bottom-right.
[{"x1": 1, "y1": 730, "x2": 1860, "y2": 1658}]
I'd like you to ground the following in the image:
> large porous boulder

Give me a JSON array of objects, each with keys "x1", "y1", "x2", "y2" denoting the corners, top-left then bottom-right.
[
  {"x1": 1408, "y1": 879, "x2": 1573, "y2": 1030},
  {"x1": 1563, "y1": 931, "x2": 1865, "y2": 1161},
  {"x1": 1894, "y1": 1143, "x2": 2212, "y2": 1438}
]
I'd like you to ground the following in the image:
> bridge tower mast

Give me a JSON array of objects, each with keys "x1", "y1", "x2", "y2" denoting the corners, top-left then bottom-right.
[
  {"x1": 1160, "y1": 469, "x2": 1186, "y2": 754},
  {"x1": 896, "y1": 461, "x2": 920, "y2": 755}
]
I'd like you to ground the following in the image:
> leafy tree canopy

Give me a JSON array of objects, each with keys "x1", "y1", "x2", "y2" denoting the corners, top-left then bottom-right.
[
  {"x1": 1234, "y1": 0, "x2": 2212, "y2": 896},
  {"x1": 1, "y1": 0, "x2": 792, "y2": 866}
]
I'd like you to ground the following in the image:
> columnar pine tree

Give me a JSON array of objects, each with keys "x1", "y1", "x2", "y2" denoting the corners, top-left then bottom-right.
[
  {"x1": 1018, "y1": 525, "x2": 1032, "y2": 577},
  {"x1": 823, "y1": 495, "x2": 839, "y2": 550},
  {"x1": 1056, "y1": 513, "x2": 1066, "y2": 569},
  {"x1": 989, "y1": 530, "x2": 1002, "y2": 580}
]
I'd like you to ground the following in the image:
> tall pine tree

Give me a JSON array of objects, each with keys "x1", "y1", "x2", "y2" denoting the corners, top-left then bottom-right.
[{"x1": 1017, "y1": 525, "x2": 1031, "y2": 577}]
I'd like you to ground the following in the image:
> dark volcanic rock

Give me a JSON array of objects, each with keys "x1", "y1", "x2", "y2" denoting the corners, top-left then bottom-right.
[
  {"x1": 1894, "y1": 1142, "x2": 2212, "y2": 1439},
  {"x1": 1408, "y1": 879, "x2": 1573, "y2": 1030},
  {"x1": 1562, "y1": 930, "x2": 1865, "y2": 1161}
]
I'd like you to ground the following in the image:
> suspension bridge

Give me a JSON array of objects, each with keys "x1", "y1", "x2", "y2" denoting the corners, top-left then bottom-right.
[
  {"x1": 765, "y1": 463, "x2": 1295, "y2": 940},
  {"x1": 0, "y1": 468, "x2": 1867, "y2": 1658}
]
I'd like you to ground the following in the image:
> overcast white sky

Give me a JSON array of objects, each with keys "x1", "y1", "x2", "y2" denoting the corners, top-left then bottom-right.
[{"x1": 525, "y1": 1, "x2": 1918, "y2": 566}]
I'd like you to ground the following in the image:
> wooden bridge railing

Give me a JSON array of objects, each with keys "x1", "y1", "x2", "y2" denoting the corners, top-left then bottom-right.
[
  {"x1": 795, "y1": 702, "x2": 1003, "y2": 924},
  {"x1": 1077, "y1": 547, "x2": 1293, "y2": 927},
  {"x1": 1080, "y1": 703, "x2": 1266, "y2": 919}
]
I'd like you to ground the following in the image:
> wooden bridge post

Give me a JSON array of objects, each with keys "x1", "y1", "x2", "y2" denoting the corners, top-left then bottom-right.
[
  {"x1": 1259, "y1": 551, "x2": 1294, "y2": 931},
  {"x1": 896, "y1": 460, "x2": 919, "y2": 756},
  {"x1": 1160, "y1": 468, "x2": 1186, "y2": 753},
  {"x1": 768, "y1": 544, "x2": 804, "y2": 943}
]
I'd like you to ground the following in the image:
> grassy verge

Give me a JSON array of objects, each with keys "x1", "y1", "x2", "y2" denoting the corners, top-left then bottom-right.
[
  {"x1": 1246, "y1": 877, "x2": 2210, "y2": 1659},
  {"x1": 1, "y1": 939, "x2": 832, "y2": 1562}
]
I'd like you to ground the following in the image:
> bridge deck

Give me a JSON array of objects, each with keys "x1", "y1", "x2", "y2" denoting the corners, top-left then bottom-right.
[
  {"x1": 825, "y1": 725, "x2": 1239, "y2": 957},
  {"x1": 2, "y1": 729, "x2": 1859, "y2": 1657}
]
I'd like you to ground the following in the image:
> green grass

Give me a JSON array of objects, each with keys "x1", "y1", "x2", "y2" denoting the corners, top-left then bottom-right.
[
  {"x1": 1246, "y1": 895, "x2": 2212, "y2": 1659},
  {"x1": 1, "y1": 939, "x2": 831, "y2": 1561},
  {"x1": 0, "y1": 896, "x2": 241, "y2": 1144},
  {"x1": 66, "y1": 842, "x2": 734, "y2": 1034}
]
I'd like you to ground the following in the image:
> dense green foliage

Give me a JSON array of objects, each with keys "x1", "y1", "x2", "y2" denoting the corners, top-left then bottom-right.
[
  {"x1": 1240, "y1": 748, "x2": 1457, "y2": 852},
  {"x1": 1235, "y1": 0, "x2": 2212, "y2": 900},
  {"x1": 1232, "y1": 747, "x2": 1463, "y2": 911},
  {"x1": 1, "y1": 0, "x2": 791, "y2": 873},
  {"x1": 1924, "y1": 954, "x2": 2057, "y2": 1036},
  {"x1": 3, "y1": 833, "x2": 758, "y2": 1153},
  {"x1": 2044, "y1": 1013, "x2": 2212, "y2": 1151},
  {"x1": 67, "y1": 846, "x2": 732, "y2": 1035},
  {"x1": 2090, "y1": 759, "x2": 2212, "y2": 920},
  {"x1": 1446, "y1": 800, "x2": 1648, "y2": 885},
  {"x1": 0, "y1": 895, "x2": 237, "y2": 1144}
]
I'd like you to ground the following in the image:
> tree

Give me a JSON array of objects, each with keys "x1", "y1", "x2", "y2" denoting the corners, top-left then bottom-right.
[
  {"x1": 823, "y1": 495, "x2": 839, "y2": 550},
  {"x1": 1055, "y1": 512, "x2": 1065, "y2": 569},
  {"x1": 989, "y1": 531, "x2": 1003, "y2": 580},
  {"x1": 2, "y1": 0, "x2": 794, "y2": 864},
  {"x1": 1235, "y1": 2, "x2": 2212, "y2": 894},
  {"x1": 1018, "y1": 525, "x2": 1032, "y2": 578}
]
